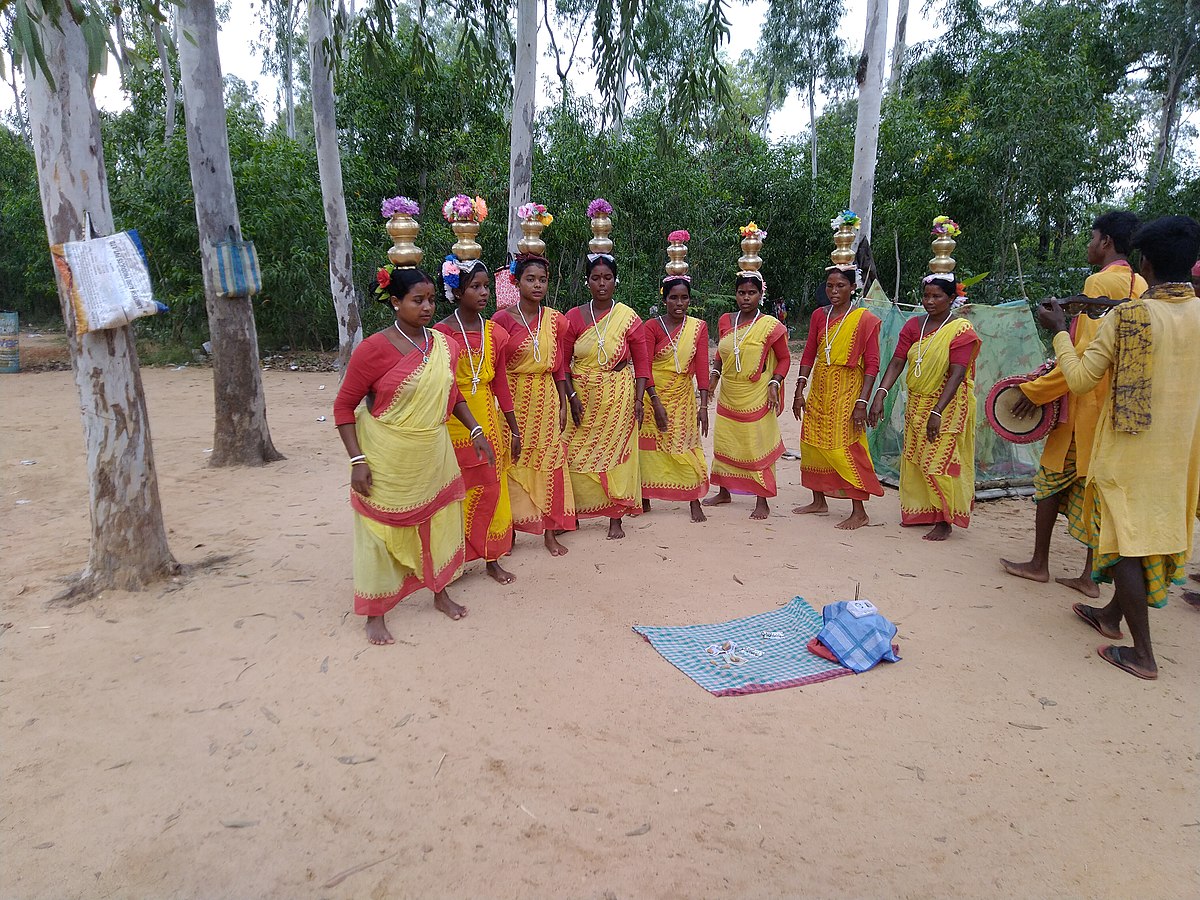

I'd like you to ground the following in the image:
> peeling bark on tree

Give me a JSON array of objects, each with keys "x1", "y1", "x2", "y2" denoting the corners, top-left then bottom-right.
[
  {"x1": 177, "y1": 0, "x2": 284, "y2": 467},
  {"x1": 889, "y1": 0, "x2": 909, "y2": 96},
  {"x1": 24, "y1": 13, "x2": 178, "y2": 596},
  {"x1": 309, "y1": 0, "x2": 362, "y2": 373},
  {"x1": 508, "y1": 0, "x2": 537, "y2": 255},
  {"x1": 849, "y1": 0, "x2": 889, "y2": 247},
  {"x1": 152, "y1": 17, "x2": 176, "y2": 142}
]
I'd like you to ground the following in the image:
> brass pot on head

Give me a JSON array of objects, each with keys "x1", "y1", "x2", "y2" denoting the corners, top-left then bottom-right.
[
  {"x1": 588, "y1": 215, "x2": 614, "y2": 255},
  {"x1": 517, "y1": 217, "x2": 546, "y2": 256},
  {"x1": 386, "y1": 213, "x2": 423, "y2": 267},
  {"x1": 450, "y1": 221, "x2": 482, "y2": 261}
]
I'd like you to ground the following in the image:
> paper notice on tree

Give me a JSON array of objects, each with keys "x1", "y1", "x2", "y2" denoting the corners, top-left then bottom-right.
[{"x1": 51, "y1": 231, "x2": 161, "y2": 334}]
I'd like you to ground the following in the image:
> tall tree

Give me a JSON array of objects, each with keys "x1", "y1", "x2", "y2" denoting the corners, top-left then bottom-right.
[
  {"x1": 508, "y1": 0, "x2": 536, "y2": 253},
  {"x1": 21, "y1": 4, "x2": 178, "y2": 596},
  {"x1": 309, "y1": 0, "x2": 362, "y2": 370},
  {"x1": 256, "y1": 0, "x2": 303, "y2": 139},
  {"x1": 889, "y1": 0, "x2": 910, "y2": 95},
  {"x1": 849, "y1": 0, "x2": 888, "y2": 244},
  {"x1": 150, "y1": 13, "x2": 176, "y2": 141},
  {"x1": 176, "y1": 0, "x2": 284, "y2": 466}
]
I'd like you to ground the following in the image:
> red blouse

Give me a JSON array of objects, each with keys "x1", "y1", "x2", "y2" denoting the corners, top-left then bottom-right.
[
  {"x1": 561, "y1": 303, "x2": 652, "y2": 379},
  {"x1": 799, "y1": 307, "x2": 881, "y2": 375},
  {"x1": 333, "y1": 330, "x2": 464, "y2": 427},
  {"x1": 491, "y1": 307, "x2": 570, "y2": 381},
  {"x1": 893, "y1": 316, "x2": 978, "y2": 368},
  {"x1": 713, "y1": 313, "x2": 790, "y2": 380},
  {"x1": 644, "y1": 316, "x2": 711, "y2": 391}
]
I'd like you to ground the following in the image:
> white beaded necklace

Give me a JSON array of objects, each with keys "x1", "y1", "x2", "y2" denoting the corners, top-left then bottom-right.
[
  {"x1": 658, "y1": 315, "x2": 686, "y2": 373},
  {"x1": 731, "y1": 310, "x2": 760, "y2": 373},
  {"x1": 517, "y1": 302, "x2": 543, "y2": 364},
  {"x1": 823, "y1": 301, "x2": 856, "y2": 366},
  {"x1": 913, "y1": 312, "x2": 954, "y2": 379},
  {"x1": 590, "y1": 300, "x2": 613, "y2": 367},
  {"x1": 454, "y1": 310, "x2": 484, "y2": 394},
  {"x1": 394, "y1": 321, "x2": 430, "y2": 362}
]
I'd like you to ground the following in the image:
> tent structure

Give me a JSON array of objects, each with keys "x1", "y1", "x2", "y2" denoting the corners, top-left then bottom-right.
[{"x1": 861, "y1": 285, "x2": 1051, "y2": 496}]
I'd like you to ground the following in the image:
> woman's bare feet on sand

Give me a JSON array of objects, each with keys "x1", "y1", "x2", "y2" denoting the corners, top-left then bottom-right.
[
  {"x1": 366, "y1": 615, "x2": 394, "y2": 645},
  {"x1": 486, "y1": 561, "x2": 516, "y2": 585}
]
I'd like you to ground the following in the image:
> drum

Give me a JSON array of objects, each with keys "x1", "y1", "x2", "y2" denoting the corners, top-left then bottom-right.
[{"x1": 985, "y1": 361, "x2": 1062, "y2": 444}]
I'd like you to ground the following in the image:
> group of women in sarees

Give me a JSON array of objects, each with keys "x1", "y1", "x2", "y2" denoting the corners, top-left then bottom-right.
[{"x1": 334, "y1": 200, "x2": 983, "y2": 644}]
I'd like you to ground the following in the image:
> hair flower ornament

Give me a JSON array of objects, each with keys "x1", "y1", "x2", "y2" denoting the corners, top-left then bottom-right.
[
  {"x1": 587, "y1": 198, "x2": 613, "y2": 218},
  {"x1": 517, "y1": 202, "x2": 554, "y2": 226},
  {"x1": 442, "y1": 194, "x2": 488, "y2": 223},
  {"x1": 374, "y1": 263, "x2": 396, "y2": 299},
  {"x1": 831, "y1": 209, "x2": 861, "y2": 231},
  {"x1": 381, "y1": 196, "x2": 420, "y2": 218},
  {"x1": 739, "y1": 221, "x2": 766, "y2": 239},
  {"x1": 932, "y1": 215, "x2": 961, "y2": 238}
]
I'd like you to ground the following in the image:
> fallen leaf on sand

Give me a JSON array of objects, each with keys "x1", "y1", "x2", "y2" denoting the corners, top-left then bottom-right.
[
  {"x1": 337, "y1": 755, "x2": 376, "y2": 765},
  {"x1": 625, "y1": 823, "x2": 650, "y2": 837},
  {"x1": 220, "y1": 820, "x2": 258, "y2": 828}
]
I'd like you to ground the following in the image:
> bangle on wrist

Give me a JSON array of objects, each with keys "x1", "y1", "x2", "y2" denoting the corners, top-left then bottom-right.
[
  {"x1": 854, "y1": 399, "x2": 868, "y2": 406},
  {"x1": 875, "y1": 386, "x2": 888, "y2": 398},
  {"x1": 569, "y1": 391, "x2": 577, "y2": 399},
  {"x1": 930, "y1": 410, "x2": 942, "y2": 418},
  {"x1": 797, "y1": 375, "x2": 809, "y2": 385},
  {"x1": 351, "y1": 459, "x2": 369, "y2": 467},
  {"x1": 469, "y1": 425, "x2": 485, "y2": 439},
  {"x1": 349, "y1": 454, "x2": 366, "y2": 463}
]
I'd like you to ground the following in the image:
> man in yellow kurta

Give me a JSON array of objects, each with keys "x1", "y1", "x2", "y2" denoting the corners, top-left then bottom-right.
[
  {"x1": 1037, "y1": 215, "x2": 1200, "y2": 680},
  {"x1": 1002, "y1": 212, "x2": 1147, "y2": 595}
]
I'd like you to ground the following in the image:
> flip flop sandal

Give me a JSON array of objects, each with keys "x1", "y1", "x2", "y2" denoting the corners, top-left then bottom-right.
[
  {"x1": 1072, "y1": 603, "x2": 1122, "y2": 640},
  {"x1": 1097, "y1": 645, "x2": 1157, "y2": 681}
]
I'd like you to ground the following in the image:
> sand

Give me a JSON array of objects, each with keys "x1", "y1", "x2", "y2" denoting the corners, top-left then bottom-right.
[{"x1": 2, "y1": 359, "x2": 1198, "y2": 899}]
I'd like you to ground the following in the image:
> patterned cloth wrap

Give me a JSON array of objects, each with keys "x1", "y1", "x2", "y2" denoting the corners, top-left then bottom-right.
[{"x1": 817, "y1": 600, "x2": 901, "y2": 673}]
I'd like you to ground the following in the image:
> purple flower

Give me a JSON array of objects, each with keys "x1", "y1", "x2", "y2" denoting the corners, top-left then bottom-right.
[
  {"x1": 587, "y1": 198, "x2": 613, "y2": 218},
  {"x1": 381, "y1": 196, "x2": 420, "y2": 218}
]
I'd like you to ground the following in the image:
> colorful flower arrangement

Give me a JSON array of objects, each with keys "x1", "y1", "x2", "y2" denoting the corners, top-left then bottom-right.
[
  {"x1": 381, "y1": 196, "x2": 420, "y2": 218},
  {"x1": 932, "y1": 215, "x2": 961, "y2": 239},
  {"x1": 442, "y1": 255, "x2": 462, "y2": 291},
  {"x1": 668, "y1": 229, "x2": 690, "y2": 243},
  {"x1": 830, "y1": 209, "x2": 860, "y2": 231},
  {"x1": 442, "y1": 194, "x2": 488, "y2": 223},
  {"x1": 517, "y1": 202, "x2": 554, "y2": 226},
  {"x1": 374, "y1": 263, "x2": 396, "y2": 299},
  {"x1": 739, "y1": 221, "x2": 766, "y2": 240},
  {"x1": 587, "y1": 198, "x2": 613, "y2": 218}
]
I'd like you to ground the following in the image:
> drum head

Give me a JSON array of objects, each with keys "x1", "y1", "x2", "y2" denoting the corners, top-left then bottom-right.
[{"x1": 986, "y1": 377, "x2": 1056, "y2": 444}]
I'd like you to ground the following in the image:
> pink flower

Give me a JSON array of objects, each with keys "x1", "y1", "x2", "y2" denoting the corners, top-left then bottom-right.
[
  {"x1": 382, "y1": 196, "x2": 420, "y2": 217},
  {"x1": 587, "y1": 198, "x2": 613, "y2": 218},
  {"x1": 668, "y1": 229, "x2": 690, "y2": 243}
]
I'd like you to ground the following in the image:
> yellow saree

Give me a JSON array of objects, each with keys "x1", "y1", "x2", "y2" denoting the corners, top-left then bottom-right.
[
  {"x1": 352, "y1": 331, "x2": 465, "y2": 615},
  {"x1": 711, "y1": 313, "x2": 788, "y2": 497},
  {"x1": 640, "y1": 316, "x2": 709, "y2": 501},
  {"x1": 566, "y1": 302, "x2": 643, "y2": 518},
  {"x1": 799, "y1": 307, "x2": 884, "y2": 500},
  {"x1": 899, "y1": 317, "x2": 979, "y2": 527},
  {"x1": 504, "y1": 308, "x2": 576, "y2": 534}
]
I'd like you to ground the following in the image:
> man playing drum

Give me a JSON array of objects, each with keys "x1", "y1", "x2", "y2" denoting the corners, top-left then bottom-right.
[{"x1": 1000, "y1": 211, "x2": 1147, "y2": 594}]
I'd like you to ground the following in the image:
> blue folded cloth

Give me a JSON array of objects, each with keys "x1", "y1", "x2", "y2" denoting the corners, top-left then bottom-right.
[{"x1": 818, "y1": 600, "x2": 901, "y2": 673}]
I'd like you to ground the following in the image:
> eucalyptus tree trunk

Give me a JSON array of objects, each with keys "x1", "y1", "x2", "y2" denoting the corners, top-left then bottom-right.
[
  {"x1": 309, "y1": 0, "x2": 362, "y2": 372},
  {"x1": 24, "y1": 12, "x2": 178, "y2": 596},
  {"x1": 177, "y1": 0, "x2": 283, "y2": 466},
  {"x1": 151, "y1": 17, "x2": 176, "y2": 141},
  {"x1": 808, "y1": 78, "x2": 817, "y2": 180},
  {"x1": 508, "y1": 0, "x2": 537, "y2": 254},
  {"x1": 889, "y1": 0, "x2": 909, "y2": 96},
  {"x1": 849, "y1": 0, "x2": 888, "y2": 246}
]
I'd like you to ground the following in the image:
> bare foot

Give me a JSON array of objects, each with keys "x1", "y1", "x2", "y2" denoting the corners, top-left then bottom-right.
[
  {"x1": 1000, "y1": 558, "x2": 1050, "y2": 583},
  {"x1": 792, "y1": 494, "x2": 828, "y2": 515},
  {"x1": 690, "y1": 500, "x2": 707, "y2": 523},
  {"x1": 642, "y1": 498, "x2": 651, "y2": 513},
  {"x1": 702, "y1": 489, "x2": 731, "y2": 507},
  {"x1": 544, "y1": 532, "x2": 569, "y2": 556},
  {"x1": 607, "y1": 518, "x2": 626, "y2": 540},
  {"x1": 365, "y1": 615, "x2": 394, "y2": 645},
  {"x1": 750, "y1": 498, "x2": 770, "y2": 520},
  {"x1": 923, "y1": 522, "x2": 952, "y2": 541},
  {"x1": 486, "y1": 561, "x2": 516, "y2": 585},
  {"x1": 433, "y1": 590, "x2": 467, "y2": 620},
  {"x1": 835, "y1": 506, "x2": 869, "y2": 530},
  {"x1": 1055, "y1": 574, "x2": 1100, "y2": 598}
]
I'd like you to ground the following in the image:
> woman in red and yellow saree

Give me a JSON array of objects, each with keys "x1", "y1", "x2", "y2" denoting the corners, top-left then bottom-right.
[
  {"x1": 640, "y1": 273, "x2": 711, "y2": 522},
  {"x1": 492, "y1": 255, "x2": 576, "y2": 556},
  {"x1": 335, "y1": 266, "x2": 496, "y2": 645},
  {"x1": 562, "y1": 255, "x2": 652, "y2": 540},
  {"x1": 703, "y1": 271, "x2": 791, "y2": 520},
  {"x1": 869, "y1": 275, "x2": 981, "y2": 541},
  {"x1": 792, "y1": 266, "x2": 883, "y2": 530},
  {"x1": 433, "y1": 256, "x2": 521, "y2": 584}
]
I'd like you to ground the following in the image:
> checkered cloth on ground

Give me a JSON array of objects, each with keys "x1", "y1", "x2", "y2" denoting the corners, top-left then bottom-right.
[
  {"x1": 632, "y1": 597, "x2": 853, "y2": 696},
  {"x1": 817, "y1": 601, "x2": 901, "y2": 673}
]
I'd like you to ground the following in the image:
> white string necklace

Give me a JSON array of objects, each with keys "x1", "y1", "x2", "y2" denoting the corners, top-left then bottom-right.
[
  {"x1": 658, "y1": 315, "x2": 686, "y2": 373},
  {"x1": 454, "y1": 310, "x2": 484, "y2": 394},
  {"x1": 731, "y1": 310, "x2": 760, "y2": 373},
  {"x1": 913, "y1": 312, "x2": 953, "y2": 379},
  {"x1": 394, "y1": 321, "x2": 430, "y2": 363},
  {"x1": 590, "y1": 300, "x2": 613, "y2": 367},
  {"x1": 517, "y1": 302, "x2": 543, "y2": 364},
  {"x1": 823, "y1": 301, "x2": 856, "y2": 366}
]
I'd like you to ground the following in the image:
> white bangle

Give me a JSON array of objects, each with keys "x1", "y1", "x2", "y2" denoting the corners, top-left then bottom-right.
[
  {"x1": 469, "y1": 425, "x2": 484, "y2": 439},
  {"x1": 569, "y1": 391, "x2": 577, "y2": 399},
  {"x1": 351, "y1": 459, "x2": 369, "y2": 467},
  {"x1": 930, "y1": 411, "x2": 942, "y2": 418},
  {"x1": 854, "y1": 399, "x2": 868, "y2": 406},
  {"x1": 875, "y1": 387, "x2": 888, "y2": 398},
  {"x1": 348, "y1": 454, "x2": 366, "y2": 464},
  {"x1": 797, "y1": 375, "x2": 809, "y2": 385},
  {"x1": 769, "y1": 378, "x2": 781, "y2": 387}
]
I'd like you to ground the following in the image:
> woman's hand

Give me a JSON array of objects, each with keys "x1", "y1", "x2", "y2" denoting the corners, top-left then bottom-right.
[
  {"x1": 868, "y1": 395, "x2": 885, "y2": 427},
  {"x1": 351, "y1": 463, "x2": 372, "y2": 497},
  {"x1": 509, "y1": 430, "x2": 522, "y2": 464},
  {"x1": 633, "y1": 396, "x2": 645, "y2": 425},
  {"x1": 851, "y1": 401, "x2": 868, "y2": 431},
  {"x1": 559, "y1": 399, "x2": 568, "y2": 433},
  {"x1": 698, "y1": 405, "x2": 709, "y2": 437},
  {"x1": 926, "y1": 412, "x2": 942, "y2": 443},
  {"x1": 767, "y1": 381, "x2": 781, "y2": 415},
  {"x1": 569, "y1": 393, "x2": 584, "y2": 427},
  {"x1": 653, "y1": 399, "x2": 669, "y2": 431},
  {"x1": 473, "y1": 434, "x2": 496, "y2": 467},
  {"x1": 792, "y1": 390, "x2": 805, "y2": 421}
]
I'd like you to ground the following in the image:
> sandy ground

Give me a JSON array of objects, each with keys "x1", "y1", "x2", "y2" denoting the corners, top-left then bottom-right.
[{"x1": 2, "y1": 359, "x2": 1198, "y2": 900}]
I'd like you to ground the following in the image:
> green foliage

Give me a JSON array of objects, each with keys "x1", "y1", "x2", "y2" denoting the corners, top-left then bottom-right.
[{"x1": 0, "y1": 125, "x2": 56, "y2": 318}]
